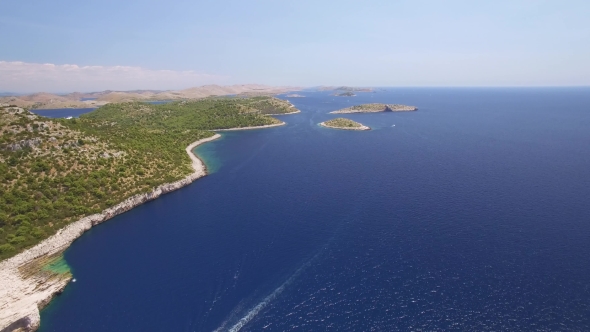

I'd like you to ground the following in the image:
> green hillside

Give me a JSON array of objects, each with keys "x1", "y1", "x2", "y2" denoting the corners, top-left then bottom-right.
[{"x1": 0, "y1": 97, "x2": 295, "y2": 259}]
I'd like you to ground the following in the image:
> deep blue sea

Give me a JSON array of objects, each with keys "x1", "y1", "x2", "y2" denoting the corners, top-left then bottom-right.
[{"x1": 38, "y1": 88, "x2": 590, "y2": 331}]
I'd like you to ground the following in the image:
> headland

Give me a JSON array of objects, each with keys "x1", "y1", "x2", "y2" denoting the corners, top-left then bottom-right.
[
  {"x1": 330, "y1": 103, "x2": 417, "y2": 114},
  {"x1": 0, "y1": 96, "x2": 300, "y2": 331},
  {"x1": 0, "y1": 134, "x2": 220, "y2": 332}
]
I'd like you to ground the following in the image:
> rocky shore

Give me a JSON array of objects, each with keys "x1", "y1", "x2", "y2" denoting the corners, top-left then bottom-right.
[
  {"x1": 213, "y1": 121, "x2": 286, "y2": 131},
  {"x1": 0, "y1": 134, "x2": 221, "y2": 332},
  {"x1": 266, "y1": 110, "x2": 300, "y2": 116},
  {"x1": 330, "y1": 103, "x2": 417, "y2": 114}
]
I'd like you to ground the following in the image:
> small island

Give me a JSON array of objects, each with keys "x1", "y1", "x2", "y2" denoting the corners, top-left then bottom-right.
[
  {"x1": 286, "y1": 94, "x2": 305, "y2": 98},
  {"x1": 319, "y1": 118, "x2": 370, "y2": 130},
  {"x1": 330, "y1": 103, "x2": 417, "y2": 114},
  {"x1": 333, "y1": 92, "x2": 356, "y2": 97},
  {"x1": 318, "y1": 86, "x2": 373, "y2": 92}
]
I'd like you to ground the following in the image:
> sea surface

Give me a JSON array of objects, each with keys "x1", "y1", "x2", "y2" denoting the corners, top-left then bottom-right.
[
  {"x1": 29, "y1": 101, "x2": 172, "y2": 119},
  {"x1": 39, "y1": 88, "x2": 590, "y2": 331},
  {"x1": 30, "y1": 108, "x2": 97, "y2": 118}
]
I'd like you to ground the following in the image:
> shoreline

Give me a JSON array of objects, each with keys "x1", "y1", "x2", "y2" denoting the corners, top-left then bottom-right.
[
  {"x1": 0, "y1": 134, "x2": 222, "y2": 332},
  {"x1": 212, "y1": 121, "x2": 285, "y2": 131},
  {"x1": 266, "y1": 110, "x2": 301, "y2": 115},
  {"x1": 318, "y1": 122, "x2": 370, "y2": 131}
]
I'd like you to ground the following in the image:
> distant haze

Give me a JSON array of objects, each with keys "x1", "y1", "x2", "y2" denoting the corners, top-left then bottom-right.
[
  {"x1": 0, "y1": 61, "x2": 226, "y2": 93},
  {"x1": 1, "y1": 0, "x2": 589, "y2": 92}
]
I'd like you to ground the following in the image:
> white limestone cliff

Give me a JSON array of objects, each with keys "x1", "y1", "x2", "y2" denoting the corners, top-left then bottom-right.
[{"x1": 0, "y1": 134, "x2": 220, "y2": 332}]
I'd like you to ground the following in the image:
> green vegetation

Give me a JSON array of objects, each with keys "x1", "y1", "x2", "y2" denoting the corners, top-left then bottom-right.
[
  {"x1": 233, "y1": 96, "x2": 296, "y2": 114},
  {"x1": 0, "y1": 96, "x2": 295, "y2": 259},
  {"x1": 321, "y1": 118, "x2": 367, "y2": 129},
  {"x1": 350, "y1": 103, "x2": 388, "y2": 111}
]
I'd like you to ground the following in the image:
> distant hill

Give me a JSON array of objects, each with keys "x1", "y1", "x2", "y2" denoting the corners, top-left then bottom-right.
[{"x1": 0, "y1": 85, "x2": 301, "y2": 109}]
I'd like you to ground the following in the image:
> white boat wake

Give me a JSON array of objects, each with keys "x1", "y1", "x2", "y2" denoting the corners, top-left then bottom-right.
[{"x1": 214, "y1": 253, "x2": 319, "y2": 332}]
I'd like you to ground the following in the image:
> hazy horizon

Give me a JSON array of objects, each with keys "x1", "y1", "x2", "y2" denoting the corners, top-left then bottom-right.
[
  {"x1": 1, "y1": 0, "x2": 589, "y2": 93},
  {"x1": 4, "y1": 85, "x2": 590, "y2": 97}
]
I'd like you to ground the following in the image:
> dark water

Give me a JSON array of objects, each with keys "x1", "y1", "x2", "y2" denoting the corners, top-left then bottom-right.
[
  {"x1": 39, "y1": 88, "x2": 590, "y2": 331},
  {"x1": 29, "y1": 102, "x2": 171, "y2": 119},
  {"x1": 147, "y1": 100, "x2": 173, "y2": 105},
  {"x1": 30, "y1": 108, "x2": 96, "y2": 118}
]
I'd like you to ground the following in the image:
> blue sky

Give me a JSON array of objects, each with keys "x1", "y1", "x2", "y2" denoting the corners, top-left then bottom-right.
[{"x1": 1, "y1": 0, "x2": 589, "y2": 92}]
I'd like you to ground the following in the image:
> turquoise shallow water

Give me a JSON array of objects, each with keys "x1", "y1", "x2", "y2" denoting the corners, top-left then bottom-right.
[
  {"x1": 42, "y1": 256, "x2": 70, "y2": 275},
  {"x1": 194, "y1": 135, "x2": 225, "y2": 174},
  {"x1": 39, "y1": 88, "x2": 590, "y2": 331}
]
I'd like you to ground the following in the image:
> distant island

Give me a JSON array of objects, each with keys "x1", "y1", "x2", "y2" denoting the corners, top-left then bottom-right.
[
  {"x1": 0, "y1": 96, "x2": 300, "y2": 331},
  {"x1": 319, "y1": 118, "x2": 370, "y2": 130},
  {"x1": 286, "y1": 94, "x2": 305, "y2": 98},
  {"x1": 330, "y1": 103, "x2": 417, "y2": 114},
  {"x1": 333, "y1": 92, "x2": 356, "y2": 97},
  {"x1": 318, "y1": 86, "x2": 373, "y2": 92}
]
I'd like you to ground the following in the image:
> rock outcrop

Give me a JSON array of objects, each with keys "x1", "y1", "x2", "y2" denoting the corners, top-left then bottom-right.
[
  {"x1": 4, "y1": 138, "x2": 42, "y2": 151},
  {"x1": 0, "y1": 134, "x2": 221, "y2": 332},
  {"x1": 319, "y1": 118, "x2": 370, "y2": 131}
]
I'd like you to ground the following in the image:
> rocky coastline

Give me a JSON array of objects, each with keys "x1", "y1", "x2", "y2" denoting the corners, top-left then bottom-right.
[
  {"x1": 319, "y1": 121, "x2": 370, "y2": 131},
  {"x1": 266, "y1": 110, "x2": 300, "y2": 116},
  {"x1": 0, "y1": 134, "x2": 221, "y2": 332},
  {"x1": 212, "y1": 121, "x2": 286, "y2": 131}
]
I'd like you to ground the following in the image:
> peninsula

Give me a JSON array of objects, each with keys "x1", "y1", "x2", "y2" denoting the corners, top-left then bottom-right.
[
  {"x1": 330, "y1": 103, "x2": 417, "y2": 114},
  {"x1": 319, "y1": 118, "x2": 370, "y2": 130},
  {"x1": 0, "y1": 96, "x2": 300, "y2": 331}
]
